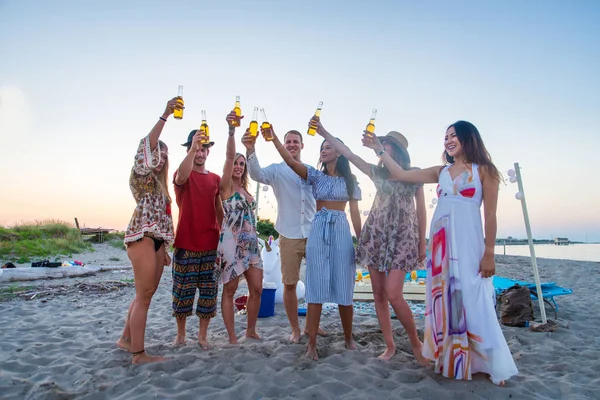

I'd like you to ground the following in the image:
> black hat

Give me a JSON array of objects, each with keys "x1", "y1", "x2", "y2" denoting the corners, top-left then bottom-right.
[{"x1": 181, "y1": 130, "x2": 214, "y2": 149}]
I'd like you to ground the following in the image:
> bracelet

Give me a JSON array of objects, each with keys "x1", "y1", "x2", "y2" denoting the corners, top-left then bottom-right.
[
  {"x1": 375, "y1": 148, "x2": 385, "y2": 157},
  {"x1": 275, "y1": 143, "x2": 283, "y2": 150},
  {"x1": 159, "y1": 116, "x2": 167, "y2": 122}
]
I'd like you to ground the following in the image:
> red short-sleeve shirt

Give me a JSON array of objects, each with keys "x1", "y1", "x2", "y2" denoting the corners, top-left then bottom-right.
[{"x1": 173, "y1": 170, "x2": 221, "y2": 252}]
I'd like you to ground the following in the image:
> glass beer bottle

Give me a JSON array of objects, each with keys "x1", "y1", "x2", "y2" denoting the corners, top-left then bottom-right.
[
  {"x1": 249, "y1": 107, "x2": 259, "y2": 137},
  {"x1": 199, "y1": 110, "x2": 210, "y2": 144},
  {"x1": 260, "y1": 108, "x2": 274, "y2": 141},
  {"x1": 233, "y1": 95, "x2": 242, "y2": 127},
  {"x1": 366, "y1": 109, "x2": 377, "y2": 135},
  {"x1": 307, "y1": 101, "x2": 323, "y2": 136},
  {"x1": 174, "y1": 85, "x2": 184, "y2": 120}
]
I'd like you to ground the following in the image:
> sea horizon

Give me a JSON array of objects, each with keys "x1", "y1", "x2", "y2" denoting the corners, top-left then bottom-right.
[{"x1": 494, "y1": 243, "x2": 600, "y2": 263}]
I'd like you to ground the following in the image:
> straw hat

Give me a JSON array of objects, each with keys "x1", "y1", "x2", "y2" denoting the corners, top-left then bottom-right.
[
  {"x1": 378, "y1": 131, "x2": 408, "y2": 149},
  {"x1": 378, "y1": 131, "x2": 411, "y2": 164}
]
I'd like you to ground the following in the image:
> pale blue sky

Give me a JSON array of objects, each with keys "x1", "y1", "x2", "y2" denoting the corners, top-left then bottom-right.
[{"x1": 1, "y1": 0, "x2": 599, "y2": 241}]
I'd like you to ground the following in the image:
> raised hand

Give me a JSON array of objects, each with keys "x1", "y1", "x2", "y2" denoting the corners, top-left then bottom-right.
[
  {"x1": 191, "y1": 131, "x2": 209, "y2": 151},
  {"x1": 163, "y1": 97, "x2": 182, "y2": 118},
  {"x1": 226, "y1": 110, "x2": 243, "y2": 127},
  {"x1": 309, "y1": 116, "x2": 324, "y2": 136},
  {"x1": 241, "y1": 129, "x2": 257, "y2": 150},
  {"x1": 362, "y1": 130, "x2": 382, "y2": 151}
]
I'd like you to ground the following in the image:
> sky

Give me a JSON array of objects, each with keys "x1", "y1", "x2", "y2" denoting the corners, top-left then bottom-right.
[{"x1": 1, "y1": 0, "x2": 599, "y2": 242}]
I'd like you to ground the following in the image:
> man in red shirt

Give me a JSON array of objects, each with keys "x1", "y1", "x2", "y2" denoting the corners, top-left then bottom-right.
[{"x1": 172, "y1": 129, "x2": 223, "y2": 349}]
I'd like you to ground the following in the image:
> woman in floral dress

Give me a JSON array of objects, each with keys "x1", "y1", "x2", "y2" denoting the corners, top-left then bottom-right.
[
  {"x1": 117, "y1": 97, "x2": 178, "y2": 364},
  {"x1": 363, "y1": 120, "x2": 518, "y2": 385},
  {"x1": 314, "y1": 121, "x2": 427, "y2": 362},
  {"x1": 215, "y1": 111, "x2": 263, "y2": 344}
]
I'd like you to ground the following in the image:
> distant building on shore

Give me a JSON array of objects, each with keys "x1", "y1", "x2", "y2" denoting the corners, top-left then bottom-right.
[{"x1": 554, "y1": 237, "x2": 571, "y2": 246}]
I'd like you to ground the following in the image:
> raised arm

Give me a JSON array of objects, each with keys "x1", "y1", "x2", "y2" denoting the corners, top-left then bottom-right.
[
  {"x1": 311, "y1": 117, "x2": 373, "y2": 178},
  {"x1": 175, "y1": 131, "x2": 207, "y2": 185},
  {"x1": 415, "y1": 186, "x2": 427, "y2": 264},
  {"x1": 219, "y1": 111, "x2": 241, "y2": 196},
  {"x1": 362, "y1": 132, "x2": 441, "y2": 184},
  {"x1": 242, "y1": 131, "x2": 276, "y2": 185},
  {"x1": 479, "y1": 165, "x2": 500, "y2": 278},
  {"x1": 269, "y1": 126, "x2": 308, "y2": 180},
  {"x1": 149, "y1": 97, "x2": 180, "y2": 150}
]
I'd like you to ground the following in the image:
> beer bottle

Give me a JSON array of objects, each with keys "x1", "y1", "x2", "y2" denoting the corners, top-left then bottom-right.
[
  {"x1": 307, "y1": 101, "x2": 323, "y2": 136},
  {"x1": 174, "y1": 85, "x2": 184, "y2": 120},
  {"x1": 199, "y1": 110, "x2": 210, "y2": 144},
  {"x1": 233, "y1": 96, "x2": 242, "y2": 127},
  {"x1": 366, "y1": 109, "x2": 377, "y2": 135},
  {"x1": 249, "y1": 107, "x2": 259, "y2": 137},
  {"x1": 260, "y1": 108, "x2": 273, "y2": 141}
]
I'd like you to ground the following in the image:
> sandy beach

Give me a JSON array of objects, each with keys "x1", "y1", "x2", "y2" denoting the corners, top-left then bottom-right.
[{"x1": 1, "y1": 245, "x2": 598, "y2": 400}]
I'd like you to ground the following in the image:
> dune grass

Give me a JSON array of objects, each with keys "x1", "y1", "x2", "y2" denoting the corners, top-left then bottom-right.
[
  {"x1": 104, "y1": 231, "x2": 125, "y2": 250},
  {"x1": 0, "y1": 220, "x2": 94, "y2": 263}
]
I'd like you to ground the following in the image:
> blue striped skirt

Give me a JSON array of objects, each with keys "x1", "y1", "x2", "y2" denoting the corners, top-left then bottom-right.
[{"x1": 305, "y1": 208, "x2": 356, "y2": 306}]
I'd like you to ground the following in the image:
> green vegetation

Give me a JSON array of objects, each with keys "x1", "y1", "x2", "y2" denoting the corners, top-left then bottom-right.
[
  {"x1": 0, "y1": 284, "x2": 36, "y2": 302},
  {"x1": 0, "y1": 220, "x2": 94, "y2": 263},
  {"x1": 104, "y1": 231, "x2": 125, "y2": 250},
  {"x1": 257, "y1": 218, "x2": 279, "y2": 240}
]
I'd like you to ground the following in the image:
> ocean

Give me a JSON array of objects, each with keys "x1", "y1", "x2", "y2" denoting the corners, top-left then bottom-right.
[{"x1": 494, "y1": 243, "x2": 600, "y2": 263}]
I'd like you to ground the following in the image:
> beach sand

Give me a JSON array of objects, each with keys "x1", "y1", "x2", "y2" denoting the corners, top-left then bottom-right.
[{"x1": 0, "y1": 245, "x2": 598, "y2": 399}]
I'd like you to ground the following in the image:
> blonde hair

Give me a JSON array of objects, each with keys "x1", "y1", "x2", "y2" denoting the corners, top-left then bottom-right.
[{"x1": 155, "y1": 142, "x2": 172, "y2": 203}]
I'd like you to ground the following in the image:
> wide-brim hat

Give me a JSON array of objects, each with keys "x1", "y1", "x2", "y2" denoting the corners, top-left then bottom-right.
[
  {"x1": 181, "y1": 129, "x2": 214, "y2": 148},
  {"x1": 377, "y1": 131, "x2": 410, "y2": 163}
]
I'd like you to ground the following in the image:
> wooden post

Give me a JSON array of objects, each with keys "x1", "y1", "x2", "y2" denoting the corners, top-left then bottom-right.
[
  {"x1": 503, "y1": 240, "x2": 506, "y2": 255},
  {"x1": 514, "y1": 162, "x2": 547, "y2": 324},
  {"x1": 74, "y1": 218, "x2": 80, "y2": 230}
]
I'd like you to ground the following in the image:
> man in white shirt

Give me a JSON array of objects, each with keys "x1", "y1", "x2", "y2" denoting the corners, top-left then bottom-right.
[{"x1": 242, "y1": 129, "x2": 323, "y2": 343}]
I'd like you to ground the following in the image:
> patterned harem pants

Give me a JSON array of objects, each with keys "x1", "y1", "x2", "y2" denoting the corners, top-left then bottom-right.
[{"x1": 172, "y1": 248, "x2": 218, "y2": 319}]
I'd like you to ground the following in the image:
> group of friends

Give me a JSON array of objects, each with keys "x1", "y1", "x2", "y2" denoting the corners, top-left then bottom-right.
[{"x1": 116, "y1": 97, "x2": 518, "y2": 386}]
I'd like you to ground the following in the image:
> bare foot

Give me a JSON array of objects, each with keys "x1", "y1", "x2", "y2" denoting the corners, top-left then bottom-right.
[
  {"x1": 411, "y1": 341, "x2": 430, "y2": 366},
  {"x1": 116, "y1": 337, "x2": 131, "y2": 352},
  {"x1": 289, "y1": 329, "x2": 302, "y2": 343},
  {"x1": 488, "y1": 375, "x2": 506, "y2": 386},
  {"x1": 377, "y1": 346, "x2": 396, "y2": 360},
  {"x1": 304, "y1": 327, "x2": 328, "y2": 337},
  {"x1": 245, "y1": 330, "x2": 262, "y2": 340},
  {"x1": 305, "y1": 344, "x2": 318, "y2": 361},
  {"x1": 345, "y1": 339, "x2": 357, "y2": 351},
  {"x1": 173, "y1": 335, "x2": 186, "y2": 346},
  {"x1": 131, "y1": 351, "x2": 168, "y2": 364},
  {"x1": 228, "y1": 336, "x2": 239, "y2": 345},
  {"x1": 198, "y1": 337, "x2": 210, "y2": 350}
]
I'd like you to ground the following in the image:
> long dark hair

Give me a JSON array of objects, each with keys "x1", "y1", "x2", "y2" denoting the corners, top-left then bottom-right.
[
  {"x1": 235, "y1": 153, "x2": 250, "y2": 192},
  {"x1": 318, "y1": 139, "x2": 356, "y2": 199},
  {"x1": 375, "y1": 140, "x2": 411, "y2": 179},
  {"x1": 443, "y1": 121, "x2": 501, "y2": 183}
]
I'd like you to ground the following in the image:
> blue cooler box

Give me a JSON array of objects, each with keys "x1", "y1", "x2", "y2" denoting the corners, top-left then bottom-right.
[{"x1": 258, "y1": 283, "x2": 277, "y2": 318}]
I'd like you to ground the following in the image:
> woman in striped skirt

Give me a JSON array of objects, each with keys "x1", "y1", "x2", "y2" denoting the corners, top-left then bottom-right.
[{"x1": 265, "y1": 120, "x2": 362, "y2": 360}]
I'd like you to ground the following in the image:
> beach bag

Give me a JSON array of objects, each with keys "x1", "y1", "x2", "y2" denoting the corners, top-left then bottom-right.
[
  {"x1": 31, "y1": 260, "x2": 62, "y2": 268},
  {"x1": 499, "y1": 284, "x2": 534, "y2": 327}
]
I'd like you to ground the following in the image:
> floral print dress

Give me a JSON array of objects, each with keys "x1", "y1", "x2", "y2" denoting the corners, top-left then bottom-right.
[
  {"x1": 356, "y1": 165, "x2": 421, "y2": 272},
  {"x1": 214, "y1": 192, "x2": 263, "y2": 284},
  {"x1": 124, "y1": 134, "x2": 174, "y2": 246}
]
